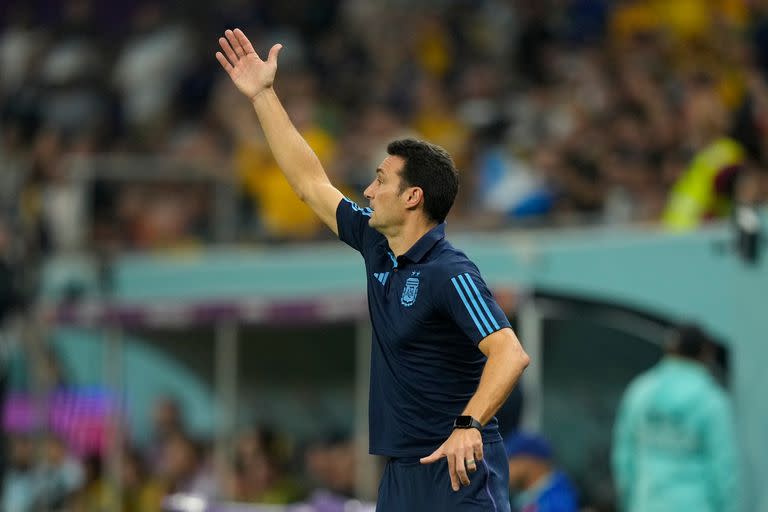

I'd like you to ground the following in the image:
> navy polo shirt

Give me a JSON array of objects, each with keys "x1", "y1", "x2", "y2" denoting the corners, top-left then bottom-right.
[{"x1": 336, "y1": 198, "x2": 511, "y2": 457}]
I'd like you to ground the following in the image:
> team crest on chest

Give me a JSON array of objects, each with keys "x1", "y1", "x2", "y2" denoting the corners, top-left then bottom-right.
[{"x1": 400, "y1": 274, "x2": 420, "y2": 307}]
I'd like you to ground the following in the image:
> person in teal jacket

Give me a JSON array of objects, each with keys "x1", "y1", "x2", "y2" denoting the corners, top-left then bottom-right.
[{"x1": 612, "y1": 324, "x2": 741, "y2": 512}]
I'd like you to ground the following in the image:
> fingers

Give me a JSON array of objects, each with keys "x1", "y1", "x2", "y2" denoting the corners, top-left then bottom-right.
[
  {"x1": 267, "y1": 43, "x2": 283, "y2": 65},
  {"x1": 419, "y1": 450, "x2": 442, "y2": 465},
  {"x1": 234, "y1": 28, "x2": 257, "y2": 56},
  {"x1": 225, "y1": 29, "x2": 245, "y2": 57},
  {"x1": 215, "y1": 52, "x2": 233, "y2": 74},
  {"x1": 446, "y1": 453, "x2": 459, "y2": 492},
  {"x1": 454, "y1": 452, "x2": 470, "y2": 488},
  {"x1": 218, "y1": 37, "x2": 239, "y2": 66},
  {"x1": 423, "y1": 434, "x2": 483, "y2": 492},
  {"x1": 474, "y1": 441, "x2": 484, "y2": 465},
  {"x1": 217, "y1": 29, "x2": 277, "y2": 73}
]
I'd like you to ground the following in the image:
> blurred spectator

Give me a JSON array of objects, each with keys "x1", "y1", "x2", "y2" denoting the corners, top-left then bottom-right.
[
  {"x1": 411, "y1": 77, "x2": 468, "y2": 163},
  {"x1": 153, "y1": 397, "x2": 183, "y2": 433},
  {"x1": 69, "y1": 454, "x2": 115, "y2": 512},
  {"x1": 157, "y1": 432, "x2": 217, "y2": 500},
  {"x1": 34, "y1": 434, "x2": 85, "y2": 510},
  {"x1": 145, "y1": 396, "x2": 187, "y2": 473},
  {"x1": 112, "y1": 2, "x2": 192, "y2": 146},
  {"x1": 470, "y1": 120, "x2": 556, "y2": 221},
  {"x1": 2, "y1": 435, "x2": 37, "y2": 512},
  {"x1": 732, "y1": 165, "x2": 767, "y2": 266},
  {"x1": 233, "y1": 81, "x2": 338, "y2": 240},
  {"x1": 68, "y1": 446, "x2": 165, "y2": 511},
  {"x1": 732, "y1": 68, "x2": 768, "y2": 166},
  {"x1": 612, "y1": 323, "x2": 741, "y2": 512},
  {"x1": 662, "y1": 82, "x2": 747, "y2": 230},
  {"x1": 505, "y1": 432, "x2": 578, "y2": 512},
  {"x1": 304, "y1": 433, "x2": 356, "y2": 500},
  {"x1": 119, "y1": 447, "x2": 165, "y2": 512},
  {"x1": 230, "y1": 425, "x2": 303, "y2": 504}
]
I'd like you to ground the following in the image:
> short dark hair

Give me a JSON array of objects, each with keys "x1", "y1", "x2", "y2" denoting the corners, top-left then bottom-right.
[
  {"x1": 668, "y1": 323, "x2": 712, "y2": 359},
  {"x1": 387, "y1": 139, "x2": 459, "y2": 224}
]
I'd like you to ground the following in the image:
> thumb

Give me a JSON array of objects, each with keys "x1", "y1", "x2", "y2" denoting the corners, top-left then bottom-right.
[
  {"x1": 268, "y1": 44, "x2": 283, "y2": 64},
  {"x1": 420, "y1": 449, "x2": 443, "y2": 465}
]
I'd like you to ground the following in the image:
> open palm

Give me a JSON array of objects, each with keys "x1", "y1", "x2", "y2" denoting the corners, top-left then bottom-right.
[{"x1": 216, "y1": 28, "x2": 282, "y2": 101}]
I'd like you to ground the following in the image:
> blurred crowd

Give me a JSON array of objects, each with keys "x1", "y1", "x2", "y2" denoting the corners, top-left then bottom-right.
[
  {"x1": 0, "y1": 2, "x2": 757, "y2": 510},
  {"x1": 3, "y1": 394, "x2": 360, "y2": 512},
  {"x1": 0, "y1": 0, "x2": 767, "y2": 253},
  {"x1": 2, "y1": 323, "x2": 737, "y2": 512}
]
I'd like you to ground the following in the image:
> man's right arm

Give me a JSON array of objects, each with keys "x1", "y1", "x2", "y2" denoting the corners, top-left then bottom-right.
[
  {"x1": 250, "y1": 88, "x2": 343, "y2": 235},
  {"x1": 216, "y1": 28, "x2": 343, "y2": 235}
]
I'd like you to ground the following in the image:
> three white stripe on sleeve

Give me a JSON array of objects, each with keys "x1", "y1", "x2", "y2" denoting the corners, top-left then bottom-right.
[{"x1": 450, "y1": 273, "x2": 500, "y2": 338}]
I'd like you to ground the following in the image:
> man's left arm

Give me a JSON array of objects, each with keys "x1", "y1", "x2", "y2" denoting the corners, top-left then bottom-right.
[
  {"x1": 420, "y1": 327, "x2": 529, "y2": 491},
  {"x1": 465, "y1": 328, "x2": 529, "y2": 426}
]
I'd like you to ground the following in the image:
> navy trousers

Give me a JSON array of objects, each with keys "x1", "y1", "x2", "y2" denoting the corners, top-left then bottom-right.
[{"x1": 377, "y1": 440, "x2": 511, "y2": 511}]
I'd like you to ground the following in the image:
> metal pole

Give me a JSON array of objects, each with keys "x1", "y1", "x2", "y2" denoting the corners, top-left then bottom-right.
[
  {"x1": 354, "y1": 318, "x2": 378, "y2": 501},
  {"x1": 103, "y1": 321, "x2": 123, "y2": 511},
  {"x1": 97, "y1": 245, "x2": 123, "y2": 512},
  {"x1": 214, "y1": 319, "x2": 239, "y2": 489},
  {"x1": 213, "y1": 174, "x2": 237, "y2": 244},
  {"x1": 518, "y1": 294, "x2": 543, "y2": 432}
]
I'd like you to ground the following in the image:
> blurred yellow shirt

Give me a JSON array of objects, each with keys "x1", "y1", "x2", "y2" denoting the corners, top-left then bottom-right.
[
  {"x1": 417, "y1": 22, "x2": 451, "y2": 79},
  {"x1": 236, "y1": 127, "x2": 336, "y2": 239},
  {"x1": 652, "y1": 0, "x2": 712, "y2": 40},
  {"x1": 413, "y1": 112, "x2": 468, "y2": 167},
  {"x1": 662, "y1": 137, "x2": 745, "y2": 231},
  {"x1": 612, "y1": 0, "x2": 747, "y2": 43}
]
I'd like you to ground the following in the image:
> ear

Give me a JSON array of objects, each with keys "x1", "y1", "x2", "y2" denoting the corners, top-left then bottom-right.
[{"x1": 403, "y1": 187, "x2": 424, "y2": 210}]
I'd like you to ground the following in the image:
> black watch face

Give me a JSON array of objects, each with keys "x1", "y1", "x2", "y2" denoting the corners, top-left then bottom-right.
[{"x1": 455, "y1": 416, "x2": 472, "y2": 428}]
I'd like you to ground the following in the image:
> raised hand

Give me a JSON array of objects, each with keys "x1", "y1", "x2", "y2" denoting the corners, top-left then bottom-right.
[{"x1": 216, "y1": 28, "x2": 282, "y2": 101}]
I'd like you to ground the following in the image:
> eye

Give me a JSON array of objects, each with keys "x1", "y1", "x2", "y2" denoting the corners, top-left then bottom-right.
[{"x1": 376, "y1": 177, "x2": 383, "y2": 184}]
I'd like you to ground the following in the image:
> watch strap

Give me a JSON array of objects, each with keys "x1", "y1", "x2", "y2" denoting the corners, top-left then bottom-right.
[{"x1": 453, "y1": 415, "x2": 482, "y2": 430}]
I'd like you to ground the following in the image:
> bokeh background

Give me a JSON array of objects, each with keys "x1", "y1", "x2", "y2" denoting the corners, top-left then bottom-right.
[{"x1": 1, "y1": 0, "x2": 767, "y2": 511}]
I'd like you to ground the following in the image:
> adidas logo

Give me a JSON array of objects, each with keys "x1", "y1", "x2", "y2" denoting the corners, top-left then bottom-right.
[{"x1": 373, "y1": 272, "x2": 390, "y2": 285}]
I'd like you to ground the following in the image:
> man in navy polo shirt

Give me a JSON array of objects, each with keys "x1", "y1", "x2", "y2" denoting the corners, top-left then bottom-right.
[{"x1": 217, "y1": 28, "x2": 530, "y2": 511}]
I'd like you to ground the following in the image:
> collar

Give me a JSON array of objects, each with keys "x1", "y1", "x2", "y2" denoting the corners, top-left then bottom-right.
[
  {"x1": 401, "y1": 223, "x2": 446, "y2": 263},
  {"x1": 661, "y1": 356, "x2": 709, "y2": 376}
]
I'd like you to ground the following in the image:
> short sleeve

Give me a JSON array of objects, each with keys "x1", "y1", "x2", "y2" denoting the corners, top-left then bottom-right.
[
  {"x1": 336, "y1": 197, "x2": 377, "y2": 254},
  {"x1": 438, "y1": 265, "x2": 511, "y2": 345}
]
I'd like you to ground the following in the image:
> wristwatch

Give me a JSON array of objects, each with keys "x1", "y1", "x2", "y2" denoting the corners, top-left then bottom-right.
[{"x1": 453, "y1": 415, "x2": 482, "y2": 430}]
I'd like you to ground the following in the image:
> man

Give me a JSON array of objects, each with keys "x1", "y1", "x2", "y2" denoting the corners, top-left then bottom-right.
[
  {"x1": 146, "y1": 396, "x2": 187, "y2": 474},
  {"x1": 612, "y1": 324, "x2": 741, "y2": 512},
  {"x1": 215, "y1": 29, "x2": 529, "y2": 510},
  {"x1": 662, "y1": 84, "x2": 746, "y2": 231},
  {"x1": 504, "y1": 432, "x2": 577, "y2": 512}
]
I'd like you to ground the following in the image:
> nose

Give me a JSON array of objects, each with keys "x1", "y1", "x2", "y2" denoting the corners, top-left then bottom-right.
[{"x1": 364, "y1": 184, "x2": 374, "y2": 200}]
